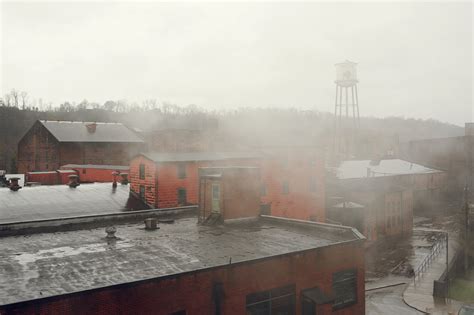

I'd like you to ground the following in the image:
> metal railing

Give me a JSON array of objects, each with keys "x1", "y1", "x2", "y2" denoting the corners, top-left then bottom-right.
[{"x1": 413, "y1": 237, "x2": 445, "y2": 285}]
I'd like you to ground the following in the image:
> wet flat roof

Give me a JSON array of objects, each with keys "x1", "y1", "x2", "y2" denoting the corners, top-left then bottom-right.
[
  {"x1": 336, "y1": 159, "x2": 442, "y2": 180},
  {"x1": 0, "y1": 215, "x2": 361, "y2": 306},
  {"x1": 0, "y1": 183, "x2": 130, "y2": 223}
]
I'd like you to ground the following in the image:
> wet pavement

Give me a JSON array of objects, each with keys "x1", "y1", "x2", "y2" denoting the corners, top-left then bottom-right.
[
  {"x1": 365, "y1": 211, "x2": 464, "y2": 314},
  {"x1": 366, "y1": 284, "x2": 423, "y2": 315},
  {"x1": 366, "y1": 228, "x2": 442, "y2": 288}
]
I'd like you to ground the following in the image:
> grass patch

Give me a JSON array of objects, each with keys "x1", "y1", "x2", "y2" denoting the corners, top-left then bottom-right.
[{"x1": 449, "y1": 278, "x2": 474, "y2": 303}]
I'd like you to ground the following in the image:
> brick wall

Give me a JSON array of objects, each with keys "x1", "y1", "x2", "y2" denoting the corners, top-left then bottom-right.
[
  {"x1": 0, "y1": 239, "x2": 365, "y2": 315},
  {"x1": 261, "y1": 152, "x2": 326, "y2": 222},
  {"x1": 199, "y1": 167, "x2": 261, "y2": 221},
  {"x1": 128, "y1": 153, "x2": 326, "y2": 223},
  {"x1": 129, "y1": 156, "x2": 157, "y2": 208},
  {"x1": 17, "y1": 122, "x2": 60, "y2": 174},
  {"x1": 156, "y1": 159, "x2": 258, "y2": 209}
]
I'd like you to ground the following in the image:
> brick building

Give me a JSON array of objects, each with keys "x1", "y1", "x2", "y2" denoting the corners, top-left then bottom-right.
[
  {"x1": 129, "y1": 148, "x2": 326, "y2": 222},
  {"x1": 401, "y1": 122, "x2": 474, "y2": 197},
  {"x1": 0, "y1": 168, "x2": 365, "y2": 315},
  {"x1": 129, "y1": 152, "x2": 259, "y2": 209},
  {"x1": 327, "y1": 159, "x2": 445, "y2": 242},
  {"x1": 198, "y1": 167, "x2": 261, "y2": 223},
  {"x1": 17, "y1": 120, "x2": 144, "y2": 174},
  {"x1": 260, "y1": 147, "x2": 326, "y2": 222}
]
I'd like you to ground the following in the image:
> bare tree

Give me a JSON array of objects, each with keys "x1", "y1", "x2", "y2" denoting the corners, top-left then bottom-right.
[
  {"x1": 10, "y1": 89, "x2": 19, "y2": 107},
  {"x1": 20, "y1": 91, "x2": 28, "y2": 110},
  {"x1": 4, "y1": 94, "x2": 11, "y2": 107}
]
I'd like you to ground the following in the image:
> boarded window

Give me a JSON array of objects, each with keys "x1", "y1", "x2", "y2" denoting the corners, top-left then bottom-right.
[
  {"x1": 177, "y1": 163, "x2": 186, "y2": 179},
  {"x1": 139, "y1": 185, "x2": 145, "y2": 200},
  {"x1": 246, "y1": 284, "x2": 295, "y2": 315},
  {"x1": 139, "y1": 164, "x2": 145, "y2": 180},
  {"x1": 282, "y1": 181, "x2": 289, "y2": 194},
  {"x1": 332, "y1": 269, "x2": 357, "y2": 309},
  {"x1": 178, "y1": 188, "x2": 187, "y2": 205}
]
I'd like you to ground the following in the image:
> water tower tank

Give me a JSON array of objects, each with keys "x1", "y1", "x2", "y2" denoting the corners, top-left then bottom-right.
[{"x1": 335, "y1": 60, "x2": 358, "y2": 87}]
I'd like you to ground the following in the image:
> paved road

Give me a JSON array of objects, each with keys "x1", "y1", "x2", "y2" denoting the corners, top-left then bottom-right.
[{"x1": 366, "y1": 284, "x2": 423, "y2": 315}]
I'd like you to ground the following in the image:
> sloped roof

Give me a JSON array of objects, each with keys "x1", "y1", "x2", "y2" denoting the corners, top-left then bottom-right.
[
  {"x1": 142, "y1": 151, "x2": 261, "y2": 163},
  {"x1": 336, "y1": 159, "x2": 442, "y2": 180},
  {"x1": 39, "y1": 120, "x2": 144, "y2": 143}
]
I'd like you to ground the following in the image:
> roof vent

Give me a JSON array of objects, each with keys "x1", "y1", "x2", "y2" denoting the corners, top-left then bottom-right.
[
  {"x1": 105, "y1": 226, "x2": 117, "y2": 239},
  {"x1": 8, "y1": 177, "x2": 22, "y2": 191},
  {"x1": 86, "y1": 122, "x2": 97, "y2": 133},
  {"x1": 120, "y1": 173, "x2": 129, "y2": 185},
  {"x1": 112, "y1": 171, "x2": 120, "y2": 188},
  {"x1": 68, "y1": 174, "x2": 80, "y2": 188},
  {"x1": 144, "y1": 218, "x2": 159, "y2": 230}
]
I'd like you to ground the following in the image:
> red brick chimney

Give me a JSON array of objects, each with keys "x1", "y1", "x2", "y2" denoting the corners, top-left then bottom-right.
[{"x1": 86, "y1": 123, "x2": 97, "y2": 133}]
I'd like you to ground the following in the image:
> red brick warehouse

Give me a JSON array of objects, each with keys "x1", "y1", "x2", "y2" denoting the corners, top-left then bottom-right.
[
  {"x1": 17, "y1": 120, "x2": 144, "y2": 174},
  {"x1": 129, "y1": 152, "x2": 260, "y2": 209},
  {"x1": 129, "y1": 148, "x2": 326, "y2": 222}
]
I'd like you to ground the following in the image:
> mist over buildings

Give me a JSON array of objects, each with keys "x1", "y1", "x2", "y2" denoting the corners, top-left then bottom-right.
[{"x1": 1, "y1": 1, "x2": 472, "y2": 125}]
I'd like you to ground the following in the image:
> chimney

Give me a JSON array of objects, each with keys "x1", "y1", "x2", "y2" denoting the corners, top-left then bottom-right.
[
  {"x1": 86, "y1": 122, "x2": 97, "y2": 133},
  {"x1": 68, "y1": 174, "x2": 80, "y2": 188},
  {"x1": 9, "y1": 177, "x2": 22, "y2": 191}
]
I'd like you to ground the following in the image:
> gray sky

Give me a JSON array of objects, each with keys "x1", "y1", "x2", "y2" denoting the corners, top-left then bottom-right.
[{"x1": 1, "y1": 1, "x2": 472, "y2": 125}]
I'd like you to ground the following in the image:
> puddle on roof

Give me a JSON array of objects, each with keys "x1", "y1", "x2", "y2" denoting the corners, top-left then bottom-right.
[{"x1": 13, "y1": 241, "x2": 134, "y2": 264}]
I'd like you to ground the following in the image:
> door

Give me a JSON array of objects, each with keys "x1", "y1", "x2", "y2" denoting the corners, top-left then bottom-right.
[{"x1": 212, "y1": 183, "x2": 221, "y2": 213}]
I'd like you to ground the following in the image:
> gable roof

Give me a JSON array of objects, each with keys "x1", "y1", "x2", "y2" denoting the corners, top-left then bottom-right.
[
  {"x1": 335, "y1": 159, "x2": 443, "y2": 180},
  {"x1": 141, "y1": 151, "x2": 261, "y2": 163},
  {"x1": 38, "y1": 120, "x2": 144, "y2": 143}
]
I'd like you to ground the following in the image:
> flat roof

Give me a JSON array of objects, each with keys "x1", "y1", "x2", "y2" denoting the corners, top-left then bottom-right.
[
  {"x1": 336, "y1": 159, "x2": 443, "y2": 180},
  {"x1": 0, "y1": 215, "x2": 362, "y2": 306},
  {"x1": 142, "y1": 151, "x2": 261, "y2": 163},
  {"x1": 0, "y1": 183, "x2": 130, "y2": 224}
]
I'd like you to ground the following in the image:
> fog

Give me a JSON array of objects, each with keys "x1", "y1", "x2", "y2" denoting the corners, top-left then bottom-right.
[{"x1": 1, "y1": 1, "x2": 472, "y2": 126}]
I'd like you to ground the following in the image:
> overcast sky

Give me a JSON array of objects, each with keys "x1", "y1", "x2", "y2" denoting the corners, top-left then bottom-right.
[{"x1": 1, "y1": 1, "x2": 472, "y2": 126}]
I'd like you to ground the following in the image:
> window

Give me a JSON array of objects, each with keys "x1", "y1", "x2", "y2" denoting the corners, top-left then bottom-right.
[
  {"x1": 178, "y1": 188, "x2": 187, "y2": 205},
  {"x1": 82, "y1": 168, "x2": 86, "y2": 174},
  {"x1": 309, "y1": 177, "x2": 317, "y2": 193},
  {"x1": 302, "y1": 296, "x2": 315, "y2": 315},
  {"x1": 139, "y1": 185, "x2": 145, "y2": 200},
  {"x1": 246, "y1": 284, "x2": 295, "y2": 315},
  {"x1": 282, "y1": 181, "x2": 289, "y2": 194},
  {"x1": 332, "y1": 269, "x2": 357, "y2": 309},
  {"x1": 139, "y1": 163, "x2": 145, "y2": 180},
  {"x1": 261, "y1": 184, "x2": 267, "y2": 196},
  {"x1": 177, "y1": 163, "x2": 186, "y2": 179}
]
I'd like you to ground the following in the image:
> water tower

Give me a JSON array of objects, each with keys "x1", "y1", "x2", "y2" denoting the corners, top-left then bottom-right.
[{"x1": 333, "y1": 60, "x2": 360, "y2": 160}]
